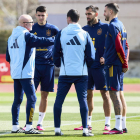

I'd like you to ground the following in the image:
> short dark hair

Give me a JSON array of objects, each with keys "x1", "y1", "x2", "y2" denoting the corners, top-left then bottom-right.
[
  {"x1": 105, "y1": 3, "x2": 120, "y2": 14},
  {"x1": 67, "y1": 9, "x2": 80, "y2": 22},
  {"x1": 86, "y1": 5, "x2": 99, "y2": 13},
  {"x1": 36, "y1": 6, "x2": 47, "y2": 13}
]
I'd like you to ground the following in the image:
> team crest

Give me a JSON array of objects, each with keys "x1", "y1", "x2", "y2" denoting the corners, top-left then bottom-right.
[
  {"x1": 34, "y1": 32, "x2": 37, "y2": 35},
  {"x1": 97, "y1": 28, "x2": 102, "y2": 35},
  {"x1": 46, "y1": 29, "x2": 51, "y2": 36}
]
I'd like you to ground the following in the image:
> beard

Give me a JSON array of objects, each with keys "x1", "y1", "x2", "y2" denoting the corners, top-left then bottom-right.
[
  {"x1": 39, "y1": 22, "x2": 43, "y2": 25},
  {"x1": 87, "y1": 18, "x2": 96, "y2": 26},
  {"x1": 105, "y1": 16, "x2": 109, "y2": 21}
]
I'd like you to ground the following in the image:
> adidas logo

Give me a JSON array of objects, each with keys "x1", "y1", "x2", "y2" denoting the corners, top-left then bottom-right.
[{"x1": 66, "y1": 36, "x2": 81, "y2": 45}]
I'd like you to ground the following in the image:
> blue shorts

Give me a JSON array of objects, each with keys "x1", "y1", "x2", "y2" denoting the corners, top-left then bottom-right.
[
  {"x1": 34, "y1": 64, "x2": 54, "y2": 92},
  {"x1": 88, "y1": 67, "x2": 108, "y2": 90},
  {"x1": 104, "y1": 65, "x2": 123, "y2": 91},
  {"x1": 120, "y1": 72, "x2": 124, "y2": 91}
]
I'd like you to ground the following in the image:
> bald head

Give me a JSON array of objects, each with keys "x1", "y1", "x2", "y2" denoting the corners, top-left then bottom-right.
[
  {"x1": 18, "y1": 14, "x2": 32, "y2": 25},
  {"x1": 18, "y1": 14, "x2": 34, "y2": 31}
]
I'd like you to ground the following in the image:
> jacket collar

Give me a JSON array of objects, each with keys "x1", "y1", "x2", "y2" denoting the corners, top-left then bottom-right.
[
  {"x1": 110, "y1": 17, "x2": 118, "y2": 23},
  {"x1": 88, "y1": 19, "x2": 101, "y2": 27}
]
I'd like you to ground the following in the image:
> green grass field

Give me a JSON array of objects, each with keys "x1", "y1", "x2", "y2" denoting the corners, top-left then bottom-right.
[
  {"x1": 54, "y1": 78, "x2": 140, "y2": 84},
  {"x1": 0, "y1": 92, "x2": 140, "y2": 139}
]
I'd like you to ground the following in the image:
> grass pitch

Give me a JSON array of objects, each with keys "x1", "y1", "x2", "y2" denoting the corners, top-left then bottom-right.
[
  {"x1": 0, "y1": 92, "x2": 140, "y2": 140},
  {"x1": 54, "y1": 77, "x2": 140, "y2": 84}
]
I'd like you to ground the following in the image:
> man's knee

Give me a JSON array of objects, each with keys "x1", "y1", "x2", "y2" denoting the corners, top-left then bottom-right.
[
  {"x1": 54, "y1": 96, "x2": 64, "y2": 109},
  {"x1": 27, "y1": 94, "x2": 37, "y2": 104},
  {"x1": 87, "y1": 90, "x2": 93, "y2": 101},
  {"x1": 54, "y1": 102, "x2": 62, "y2": 111},
  {"x1": 120, "y1": 91, "x2": 127, "y2": 108},
  {"x1": 13, "y1": 98, "x2": 23, "y2": 106},
  {"x1": 78, "y1": 97, "x2": 88, "y2": 110},
  {"x1": 101, "y1": 90, "x2": 110, "y2": 101},
  {"x1": 122, "y1": 104, "x2": 127, "y2": 112},
  {"x1": 80, "y1": 103, "x2": 88, "y2": 112},
  {"x1": 41, "y1": 91, "x2": 49, "y2": 101}
]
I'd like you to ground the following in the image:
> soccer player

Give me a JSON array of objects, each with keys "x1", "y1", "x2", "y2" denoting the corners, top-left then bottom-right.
[
  {"x1": 102, "y1": 3, "x2": 129, "y2": 134},
  {"x1": 74, "y1": 5, "x2": 111, "y2": 131},
  {"x1": 6, "y1": 14, "x2": 54, "y2": 134},
  {"x1": 53, "y1": 9, "x2": 95, "y2": 136},
  {"x1": 30, "y1": 6, "x2": 59, "y2": 130}
]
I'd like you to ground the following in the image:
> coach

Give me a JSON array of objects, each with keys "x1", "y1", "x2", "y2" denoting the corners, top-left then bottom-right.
[{"x1": 6, "y1": 14, "x2": 54, "y2": 134}]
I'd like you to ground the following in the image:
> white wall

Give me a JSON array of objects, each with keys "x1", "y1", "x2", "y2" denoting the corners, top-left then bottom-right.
[{"x1": 39, "y1": 0, "x2": 140, "y2": 49}]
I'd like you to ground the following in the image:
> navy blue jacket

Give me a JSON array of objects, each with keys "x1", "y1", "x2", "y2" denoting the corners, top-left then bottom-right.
[
  {"x1": 104, "y1": 18, "x2": 129, "y2": 68},
  {"x1": 30, "y1": 22, "x2": 59, "y2": 65},
  {"x1": 83, "y1": 20, "x2": 108, "y2": 68}
]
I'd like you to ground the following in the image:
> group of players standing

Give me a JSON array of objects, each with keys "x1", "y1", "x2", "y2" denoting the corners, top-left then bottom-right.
[{"x1": 6, "y1": 2, "x2": 129, "y2": 137}]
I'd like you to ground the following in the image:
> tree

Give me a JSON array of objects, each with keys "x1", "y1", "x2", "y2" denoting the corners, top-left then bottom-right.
[{"x1": 0, "y1": 0, "x2": 39, "y2": 53}]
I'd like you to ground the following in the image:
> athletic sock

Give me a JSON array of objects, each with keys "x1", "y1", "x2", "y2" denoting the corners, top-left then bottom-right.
[
  {"x1": 115, "y1": 115, "x2": 122, "y2": 131},
  {"x1": 25, "y1": 124, "x2": 33, "y2": 131},
  {"x1": 83, "y1": 128, "x2": 88, "y2": 134},
  {"x1": 105, "y1": 116, "x2": 111, "y2": 126},
  {"x1": 88, "y1": 116, "x2": 92, "y2": 126},
  {"x1": 37, "y1": 112, "x2": 46, "y2": 125},
  {"x1": 12, "y1": 125, "x2": 19, "y2": 131},
  {"x1": 55, "y1": 128, "x2": 60, "y2": 133},
  {"x1": 122, "y1": 116, "x2": 126, "y2": 129}
]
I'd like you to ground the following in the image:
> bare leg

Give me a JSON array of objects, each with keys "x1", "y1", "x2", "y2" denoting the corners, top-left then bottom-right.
[
  {"x1": 100, "y1": 90, "x2": 111, "y2": 117},
  {"x1": 120, "y1": 91, "x2": 127, "y2": 130},
  {"x1": 109, "y1": 91, "x2": 122, "y2": 130},
  {"x1": 39, "y1": 91, "x2": 49, "y2": 112},
  {"x1": 37, "y1": 91, "x2": 49, "y2": 126},
  {"x1": 109, "y1": 91, "x2": 122, "y2": 115},
  {"x1": 101, "y1": 90, "x2": 111, "y2": 127},
  {"x1": 120, "y1": 91, "x2": 127, "y2": 116},
  {"x1": 87, "y1": 89, "x2": 94, "y2": 116}
]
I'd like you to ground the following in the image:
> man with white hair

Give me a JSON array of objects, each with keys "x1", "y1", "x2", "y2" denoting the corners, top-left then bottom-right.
[{"x1": 6, "y1": 14, "x2": 54, "y2": 134}]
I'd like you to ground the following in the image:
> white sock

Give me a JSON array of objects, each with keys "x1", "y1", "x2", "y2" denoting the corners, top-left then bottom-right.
[
  {"x1": 83, "y1": 128, "x2": 88, "y2": 133},
  {"x1": 12, "y1": 125, "x2": 19, "y2": 131},
  {"x1": 105, "y1": 116, "x2": 111, "y2": 126},
  {"x1": 88, "y1": 116, "x2": 92, "y2": 126},
  {"x1": 25, "y1": 124, "x2": 33, "y2": 131},
  {"x1": 122, "y1": 116, "x2": 126, "y2": 129},
  {"x1": 55, "y1": 128, "x2": 60, "y2": 133},
  {"x1": 115, "y1": 115, "x2": 122, "y2": 131},
  {"x1": 37, "y1": 112, "x2": 46, "y2": 125}
]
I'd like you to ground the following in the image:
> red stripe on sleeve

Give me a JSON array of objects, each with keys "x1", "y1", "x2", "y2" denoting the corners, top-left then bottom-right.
[
  {"x1": 126, "y1": 40, "x2": 129, "y2": 62},
  {"x1": 115, "y1": 32, "x2": 128, "y2": 68}
]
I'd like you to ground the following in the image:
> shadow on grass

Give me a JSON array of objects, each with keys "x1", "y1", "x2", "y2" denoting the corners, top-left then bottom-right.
[
  {"x1": 0, "y1": 134, "x2": 82, "y2": 138},
  {"x1": 0, "y1": 131, "x2": 104, "y2": 138}
]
